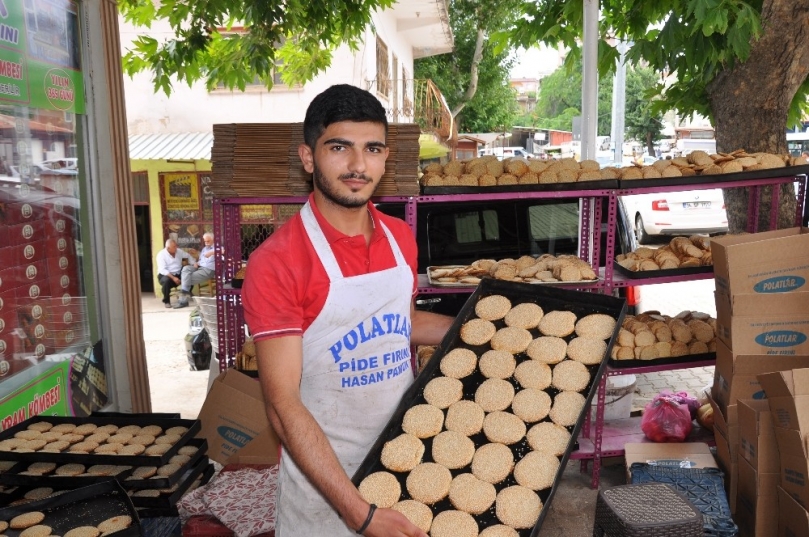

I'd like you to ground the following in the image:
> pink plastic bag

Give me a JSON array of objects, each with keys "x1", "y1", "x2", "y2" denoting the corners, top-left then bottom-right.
[{"x1": 641, "y1": 393, "x2": 693, "y2": 442}]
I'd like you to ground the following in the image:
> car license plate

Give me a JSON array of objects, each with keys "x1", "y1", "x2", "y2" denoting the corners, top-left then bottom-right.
[{"x1": 683, "y1": 202, "x2": 711, "y2": 209}]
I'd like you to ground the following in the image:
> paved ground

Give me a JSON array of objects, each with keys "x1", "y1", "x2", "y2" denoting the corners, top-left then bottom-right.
[{"x1": 141, "y1": 278, "x2": 719, "y2": 534}]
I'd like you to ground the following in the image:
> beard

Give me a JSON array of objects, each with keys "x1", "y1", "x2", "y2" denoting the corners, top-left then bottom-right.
[{"x1": 312, "y1": 162, "x2": 378, "y2": 209}]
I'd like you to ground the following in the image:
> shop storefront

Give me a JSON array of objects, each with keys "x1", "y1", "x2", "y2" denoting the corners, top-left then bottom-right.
[{"x1": 0, "y1": 0, "x2": 149, "y2": 421}]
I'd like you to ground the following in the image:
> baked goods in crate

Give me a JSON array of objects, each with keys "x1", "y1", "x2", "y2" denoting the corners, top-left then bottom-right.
[
  {"x1": 616, "y1": 235, "x2": 712, "y2": 272},
  {"x1": 421, "y1": 151, "x2": 808, "y2": 187},
  {"x1": 429, "y1": 255, "x2": 598, "y2": 286},
  {"x1": 611, "y1": 310, "x2": 717, "y2": 361}
]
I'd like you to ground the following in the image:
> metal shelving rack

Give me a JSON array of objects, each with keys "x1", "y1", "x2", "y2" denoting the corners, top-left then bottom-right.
[{"x1": 211, "y1": 172, "x2": 808, "y2": 488}]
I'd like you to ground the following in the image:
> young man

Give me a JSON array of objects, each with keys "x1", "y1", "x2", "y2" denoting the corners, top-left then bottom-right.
[
  {"x1": 155, "y1": 238, "x2": 191, "y2": 308},
  {"x1": 174, "y1": 232, "x2": 217, "y2": 308},
  {"x1": 242, "y1": 85, "x2": 453, "y2": 536}
]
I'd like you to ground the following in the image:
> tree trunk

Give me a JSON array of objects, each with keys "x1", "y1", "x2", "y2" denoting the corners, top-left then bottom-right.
[
  {"x1": 451, "y1": 27, "x2": 485, "y2": 118},
  {"x1": 706, "y1": 0, "x2": 809, "y2": 233}
]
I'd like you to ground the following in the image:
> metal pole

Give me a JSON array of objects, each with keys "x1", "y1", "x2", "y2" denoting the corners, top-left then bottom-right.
[
  {"x1": 581, "y1": 0, "x2": 599, "y2": 161},
  {"x1": 612, "y1": 41, "x2": 629, "y2": 165}
]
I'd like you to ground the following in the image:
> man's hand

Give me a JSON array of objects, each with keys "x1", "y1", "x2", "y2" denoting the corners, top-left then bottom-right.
[
  {"x1": 363, "y1": 508, "x2": 428, "y2": 537},
  {"x1": 172, "y1": 275, "x2": 180, "y2": 284}
]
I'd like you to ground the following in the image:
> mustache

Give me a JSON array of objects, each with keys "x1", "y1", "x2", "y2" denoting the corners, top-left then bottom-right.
[{"x1": 338, "y1": 173, "x2": 372, "y2": 182}]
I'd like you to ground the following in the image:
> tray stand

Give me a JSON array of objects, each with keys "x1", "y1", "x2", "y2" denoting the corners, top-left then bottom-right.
[{"x1": 593, "y1": 483, "x2": 703, "y2": 537}]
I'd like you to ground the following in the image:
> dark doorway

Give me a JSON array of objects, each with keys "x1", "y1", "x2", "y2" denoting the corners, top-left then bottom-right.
[{"x1": 134, "y1": 205, "x2": 153, "y2": 292}]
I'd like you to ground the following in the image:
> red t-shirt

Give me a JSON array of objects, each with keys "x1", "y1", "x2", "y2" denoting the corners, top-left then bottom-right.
[{"x1": 242, "y1": 195, "x2": 418, "y2": 342}]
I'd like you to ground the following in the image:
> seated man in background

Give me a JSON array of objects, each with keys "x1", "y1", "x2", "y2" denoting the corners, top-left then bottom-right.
[
  {"x1": 156, "y1": 238, "x2": 191, "y2": 308},
  {"x1": 174, "y1": 232, "x2": 217, "y2": 308}
]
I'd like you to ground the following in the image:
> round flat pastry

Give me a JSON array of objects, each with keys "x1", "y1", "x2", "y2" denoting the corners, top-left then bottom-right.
[
  {"x1": 513, "y1": 451, "x2": 560, "y2": 490},
  {"x1": 401, "y1": 404, "x2": 444, "y2": 439},
  {"x1": 11, "y1": 511, "x2": 46, "y2": 529},
  {"x1": 27, "y1": 462, "x2": 56, "y2": 475},
  {"x1": 97, "y1": 516, "x2": 133, "y2": 534},
  {"x1": 430, "y1": 510, "x2": 478, "y2": 537},
  {"x1": 510, "y1": 388, "x2": 552, "y2": 423},
  {"x1": 478, "y1": 350, "x2": 516, "y2": 379},
  {"x1": 432, "y1": 431, "x2": 475, "y2": 469},
  {"x1": 55, "y1": 463, "x2": 85, "y2": 476},
  {"x1": 513, "y1": 360, "x2": 552, "y2": 390},
  {"x1": 107, "y1": 433, "x2": 133, "y2": 445},
  {"x1": 95, "y1": 424, "x2": 119, "y2": 434},
  {"x1": 140, "y1": 425, "x2": 163, "y2": 436},
  {"x1": 440, "y1": 348, "x2": 478, "y2": 379},
  {"x1": 15, "y1": 430, "x2": 42, "y2": 440},
  {"x1": 391, "y1": 500, "x2": 432, "y2": 533},
  {"x1": 358, "y1": 471, "x2": 401, "y2": 508},
  {"x1": 64, "y1": 526, "x2": 100, "y2": 537},
  {"x1": 526, "y1": 422, "x2": 572, "y2": 456},
  {"x1": 73, "y1": 423, "x2": 98, "y2": 435},
  {"x1": 128, "y1": 434, "x2": 156, "y2": 446},
  {"x1": 490, "y1": 327, "x2": 533, "y2": 354},
  {"x1": 504, "y1": 302, "x2": 544, "y2": 329},
  {"x1": 549, "y1": 391, "x2": 587, "y2": 427},
  {"x1": 552, "y1": 360, "x2": 590, "y2": 392},
  {"x1": 118, "y1": 425, "x2": 142, "y2": 435},
  {"x1": 42, "y1": 440, "x2": 70, "y2": 452},
  {"x1": 449, "y1": 473, "x2": 496, "y2": 515},
  {"x1": 39, "y1": 431, "x2": 63, "y2": 442},
  {"x1": 406, "y1": 462, "x2": 452, "y2": 504},
  {"x1": 380, "y1": 433, "x2": 424, "y2": 473},
  {"x1": 50, "y1": 423, "x2": 77, "y2": 434},
  {"x1": 472, "y1": 443, "x2": 514, "y2": 484},
  {"x1": 460, "y1": 318, "x2": 496, "y2": 346},
  {"x1": 20, "y1": 525, "x2": 52, "y2": 537},
  {"x1": 155, "y1": 434, "x2": 182, "y2": 445},
  {"x1": 537, "y1": 310, "x2": 577, "y2": 337},
  {"x1": 86, "y1": 432, "x2": 110, "y2": 444},
  {"x1": 26, "y1": 422, "x2": 53, "y2": 432},
  {"x1": 567, "y1": 336, "x2": 608, "y2": 365},
  {"x1": 475, "y1": 378, "x2": 515, "y2": 412},
  {"x1": 24, "y1": 487, "x2": 53, "y2": 501},
  {"x1": 479, "y1": 525, "x2": 520, "y2": 537},
  {"x1": 482, "y1": 411, "x2": 526, "y2": 445},
  {"x1": 496, "y1": 485, "x2": 543, "y2": 529},
  {"x1": 423, "y1": 377, "x2": 463, "y2": 410},
  {"x1": 575, "y1": 313, "x2": 617, "y2": 340},
  {"x1": 526, "y1": 337, "x2": 568, "y2": 364},
  {"x1": 475, "y1": 295, "x2": 512, "y2": 321},
  {"x1": 445, "y1": 400, "x2": 485, "y2": 436}
]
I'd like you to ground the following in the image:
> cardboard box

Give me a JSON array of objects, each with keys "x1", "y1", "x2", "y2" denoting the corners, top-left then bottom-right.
[
  {"x1": 712, "y1": 227, "x2": 809, "y2": 298},
  {"x1": 739, "y1": 399, "x2": 780, "y2": 473},
  {"x1": 779, "y1": 485, "x2": 809, "y2": 537},
  {"x1": 715, "y1": 291, "x2": 809, "y2": 355},
  {"x1": 709, "y1": 392, "x2": 739, "y2": 461},
  {"x1": 623, "y1": 442, "x2": 717, "y2": 482},
  {"x1": 758, "y1": 369, "x2": 809, "y2": 431},
  {"x1": 737, "y1": 457, "x2": 779, "y2": 537},
  {"x1": 197, "y1": 369, "x2": 279, "y2": 465},
  {"x1": 776, "y1": 426, "x2": 809, "y2": 508},
  {"x1": 713, "y1": 339, "x2": 809, "y2": 418}
]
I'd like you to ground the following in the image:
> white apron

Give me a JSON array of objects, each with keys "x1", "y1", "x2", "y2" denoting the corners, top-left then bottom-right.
[{"x1": 276, "y1": 202, "x2": 414, "y2": 536}]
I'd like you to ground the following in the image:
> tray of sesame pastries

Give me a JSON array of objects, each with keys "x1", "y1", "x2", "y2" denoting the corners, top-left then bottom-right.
[
  {"x1": 428, "y1": 255, "x2": 599, "y2": 288},
  {"x1": 352, "y1": 279, "x2": 626, "y2": 536},
  {"x1": 0, "y1": 480, "x2": 140, "y2": 537},
  {"x1": 420, "y1": 156, "x2": 619, "y2": 194},
  {"x1": 0, "y1": 416, "x2": 200, "y2": 466},
  {"x1": 122, "y1": 438, "x2": 207, "y2": 489},
  {"x1": 608, "y1": 310, "x2": 717, "y2": 369},
  {"x1": 127, "y1": 457, "x2": 214, "y2": 509}
]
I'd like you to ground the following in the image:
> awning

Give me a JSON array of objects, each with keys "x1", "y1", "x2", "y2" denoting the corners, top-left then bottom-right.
[
  {"x1": 129, "y1": 132, "x2": 213, "y2": 160},
  {"x1": 419, "y1": 133, "x2": 450, "y2": 160}
]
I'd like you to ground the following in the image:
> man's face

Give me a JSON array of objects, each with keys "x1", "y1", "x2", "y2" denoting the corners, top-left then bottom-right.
[
  {"x1": 203, "y1": 235, "x2": 214, "y2": 247},
  {"x1": 167, "y1": 243, "x2": 177, "y2": 255},
  {"x1": 299, "y1": 121, "x2": 389, "y2": 209}
]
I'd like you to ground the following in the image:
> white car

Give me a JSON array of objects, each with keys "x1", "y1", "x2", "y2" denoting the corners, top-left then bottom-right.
[{"x1": 620, "y1": 188, "x2": 728, "y2": 244}]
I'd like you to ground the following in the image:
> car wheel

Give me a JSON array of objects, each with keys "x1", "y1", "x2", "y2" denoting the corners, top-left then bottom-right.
[{"x1": 635, "y1": 214, "x2": 651, "y2": 245}]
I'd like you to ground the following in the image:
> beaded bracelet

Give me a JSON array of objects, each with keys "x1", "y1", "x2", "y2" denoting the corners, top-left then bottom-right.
[{"x1": 356, "y1": 503, "x2": 377, "y2": 534}]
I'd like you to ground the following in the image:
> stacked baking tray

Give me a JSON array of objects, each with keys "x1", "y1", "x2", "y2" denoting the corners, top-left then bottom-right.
[
  {"x1": 0, "y1": 416, "x2": 214, "y2": 515},
  {"x1": 353, "y1": 279, "x2": 626, "y2": 536}
]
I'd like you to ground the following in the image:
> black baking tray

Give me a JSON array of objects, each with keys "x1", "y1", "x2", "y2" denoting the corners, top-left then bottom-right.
[
  {"x1": 0, "y1": 416, "x2": 201, "y2": 466},
  {"x1": 123, "y1": 439, "x2": 207, "y2": 489},
  {"x1": 134, "y1": 463, "x2": 216, "y2": 519},
  {"x1": 617, "y1": 163, "x2": 809, "y2": 190},
  {"x1": 128, "y1": 458, "x2": 213, "y2": 509},
  {"x1": 614, "y1": 262, "x2": 713, "y2": 279},
  {"x1": 609, "y1": 351, "x2": 716, "y2": 369},
  {"x1": 422, "y1": 178, "x2": 618, "y2": 195},
  {"x1": 0, "y1": 461, "x2": 134, "y2": 487},
  {"x1": 0, "y1": 480, "x2": 141, "y2": 537},
  {"x1": 351, "y1": 279, "x2": 627, "y2": 536}
]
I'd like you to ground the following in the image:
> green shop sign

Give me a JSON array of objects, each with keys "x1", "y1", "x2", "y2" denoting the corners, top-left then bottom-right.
[
  {"x1": 0, "y1": 362, "x2": 71, "y2": 430},
  {"x1": 0, "y1": 0, "x2": 85, "y2": 113}
]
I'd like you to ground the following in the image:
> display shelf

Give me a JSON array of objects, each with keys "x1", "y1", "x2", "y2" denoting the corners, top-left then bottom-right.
[{"x1": 212, "y1": 168, "x2": 808, "y2": 485}]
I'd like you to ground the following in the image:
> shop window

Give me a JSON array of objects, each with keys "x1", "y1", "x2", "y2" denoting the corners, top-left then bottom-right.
[{"x1": 376, "y1": 37, "x2": 390, "y2": 98}]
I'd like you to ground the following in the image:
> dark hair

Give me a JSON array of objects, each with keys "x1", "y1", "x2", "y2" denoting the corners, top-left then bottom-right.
[{"x1": 303, "y1": 84, "x2": 388, "y2": 149}]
